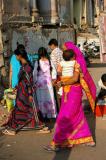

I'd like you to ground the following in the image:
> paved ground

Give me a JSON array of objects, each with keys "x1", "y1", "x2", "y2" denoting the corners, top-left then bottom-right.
[{"x1": 0, "y1": 59, "x2": 106, "y2": 160}]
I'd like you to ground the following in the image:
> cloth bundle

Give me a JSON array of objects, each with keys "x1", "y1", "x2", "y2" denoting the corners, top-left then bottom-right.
[{"x1": 4, "y1": 88, "x2": 16, "y2": 112}]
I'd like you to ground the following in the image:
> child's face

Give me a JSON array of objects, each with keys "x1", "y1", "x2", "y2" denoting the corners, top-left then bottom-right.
[
  {"x1": 103, "y1": 81, "x2": 106, "y2": 86},
  {"x1": 16, "y1": 55, "x2": 21, "y2": 61},
  {"x1": 49, "y1": 44, "x2": 55, "y2": 51}
]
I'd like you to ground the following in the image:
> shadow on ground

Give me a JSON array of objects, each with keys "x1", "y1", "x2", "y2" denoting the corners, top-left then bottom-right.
[
  {"x1": 52, "y1": 149, "x2": 72, "y2": 160},
  {"x1": 83, "y1": 99, "x2": 96, "y2": 143}
]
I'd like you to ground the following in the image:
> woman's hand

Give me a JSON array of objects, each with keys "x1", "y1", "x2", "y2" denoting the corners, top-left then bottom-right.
[
  {"x1": 52, "y1": 79, "x2": 57, "y2": 86},
  {"x1": 56, "y1": 81, "x2": 62, "y2": 88},
  {"x1": 61, "y1": 72, "x2": 80, "y2": 86}
]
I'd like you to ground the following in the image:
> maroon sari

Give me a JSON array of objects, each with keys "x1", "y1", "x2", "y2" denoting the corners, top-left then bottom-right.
[{"x1": 4, "y1": 64, "x2": 41, "y2": 131}]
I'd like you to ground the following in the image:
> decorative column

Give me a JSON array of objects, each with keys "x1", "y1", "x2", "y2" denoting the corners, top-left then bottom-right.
[
  {"x1": 31, "y1": 0, "x2": 39, "y2": 17},
  {"x1": 104, "y1": 0, "x2": 106, "y2": 11},
  {"x1": 37, "y1": 0, "x2": 58, "y2": 24},
  {"x1": 70, "y1": 0, "x2": 74, "y2": 24},
  {"x1": 86, "y1": 0, "x2": 94, "y2": 27},
  {"x1": 79, "y1": 0, "x2": 83, "y2": 27}
]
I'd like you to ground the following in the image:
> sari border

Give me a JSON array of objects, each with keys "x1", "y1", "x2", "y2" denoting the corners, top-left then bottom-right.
[
  {"x1": 51, "y1": 136, "x2": 94, "y2": 147},
  {"x1": 80, "y1": 77, "x2": 95, "y2": 112},
  {"x1": 52, "y1": 119, "x2": 94, "y2": 147}
]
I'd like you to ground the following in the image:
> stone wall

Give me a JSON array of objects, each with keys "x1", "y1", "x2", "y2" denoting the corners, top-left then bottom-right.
[{"x1": 11, "y1": 27, "x2": 74, "y2": 54}]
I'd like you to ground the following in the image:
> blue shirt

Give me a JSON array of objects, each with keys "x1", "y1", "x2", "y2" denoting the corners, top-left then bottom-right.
[
  {"x1": 10, "y1": 54, "x2": 33, "y2": 88},
  {"x1": 10, "y1": 55, "x2": 21, "y2": 88}
]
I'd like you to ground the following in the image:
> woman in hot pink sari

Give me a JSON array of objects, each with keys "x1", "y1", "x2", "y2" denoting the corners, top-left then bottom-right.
[{"x1": 45, "y1": 41, "x2": 96, "y2": 151}]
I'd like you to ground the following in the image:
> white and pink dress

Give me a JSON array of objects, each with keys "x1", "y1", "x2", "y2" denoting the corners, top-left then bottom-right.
[{"x1": 33, "y1": 59, "x2": 57, "y2": 118}]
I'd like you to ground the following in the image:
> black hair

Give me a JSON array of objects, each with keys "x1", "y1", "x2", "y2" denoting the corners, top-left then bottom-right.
[
  {"x1": 63, "y1": 49, "x2": 75, "y2": 61},
  {"x1": 77, "y1": 44, "x2": 81, "y2": 48},
  {"x1": 101, "y1": 74, "x2": 106, "y2": 83},
  {"x1": 37, "y1": 47, "x2": 52, "y2": 72},
  {"x1": 14, "y1": 48, "x2": 33, "y2": 69},
  {"x1": 48, "y1": 39, "x2": 58, "y2": 46},
  {"x1": 17, "y1": 44, "x2": 25, "y2": 50}
]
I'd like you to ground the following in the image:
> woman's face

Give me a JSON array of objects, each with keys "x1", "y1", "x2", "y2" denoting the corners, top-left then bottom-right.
[
  {"x1": 16, "y1": 55, "x2": 21, "y2": 61},
  {"x1": 62, "y1": 44, "x2": 67, "y2": 51}
]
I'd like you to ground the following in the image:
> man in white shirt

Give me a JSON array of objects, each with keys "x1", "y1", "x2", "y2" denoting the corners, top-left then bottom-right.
[
  {"x1": 48, "y1": 39, "x2": 63, "y2": 112},
  {"x1": 48, "y1": 39, "x2": 63, "y2": 70}
]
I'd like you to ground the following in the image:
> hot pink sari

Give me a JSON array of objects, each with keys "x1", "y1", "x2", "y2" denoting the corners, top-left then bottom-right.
[{"x1": 51, "y1": 41, "x2": 96, "y2": 147}]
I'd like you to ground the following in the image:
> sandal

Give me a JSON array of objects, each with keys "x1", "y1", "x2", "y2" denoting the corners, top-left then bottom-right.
[
  {"x1": 2, "y1": 129, "x2": 16, "y2": 136},
  {"x1": 36, "y1": 127, "x2": 51, "y2": 134},
  {"x1": 44, "y1": 145, "x2": 60, "y2": 152},
  {"x1": 42, "y1": 127, "x2": 49, "y2": 131}
]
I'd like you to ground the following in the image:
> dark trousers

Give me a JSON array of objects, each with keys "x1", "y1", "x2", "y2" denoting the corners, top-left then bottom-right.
[{"x1": 54, "y1": 86, "x2": 61, "y2": 113}]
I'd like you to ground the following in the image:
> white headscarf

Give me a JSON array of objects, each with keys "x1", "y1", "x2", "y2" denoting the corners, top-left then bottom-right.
[{"x1": 98, "y1": 79, "x2": 106, "y2": 90}]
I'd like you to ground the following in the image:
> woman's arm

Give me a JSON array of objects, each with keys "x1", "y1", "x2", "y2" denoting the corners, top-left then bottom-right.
[
  {"x1": 60, "y1": 62, "x2": 80, "y2": 86},
  {"x1": 51, "y1": 61, "x2": 57, "y2": 80},
  {"x1": 57, "y1": 64, "x2": 62, "y2": 76},
  {"x1": 33, "y1": 61, "x2": 38, "y2": 83},
  {"x1": 61, "y1": 71, "x2": 80, "y2": 86},
  {"x1": 9, "y1": 64, "x2": 12, "y2": 88}
]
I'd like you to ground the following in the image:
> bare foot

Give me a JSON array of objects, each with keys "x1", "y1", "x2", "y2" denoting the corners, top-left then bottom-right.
[
  {"x1": 67, "y1": 144, "x2": 74, "y2": 148},
  {"x1": 83, "y1": 142, "x2": 96, "y2": 147}
]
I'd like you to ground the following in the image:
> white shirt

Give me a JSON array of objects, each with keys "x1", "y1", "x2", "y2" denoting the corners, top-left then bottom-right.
[
  {"x1": 96, "y1": 79, "x2": 106, "y2": 104},
  {"x1": 50, "y1": 47, "x2": 63, "y2": 70},
  {"x1": 60, "y1": 60, "x2": 76, "y2": 77}
]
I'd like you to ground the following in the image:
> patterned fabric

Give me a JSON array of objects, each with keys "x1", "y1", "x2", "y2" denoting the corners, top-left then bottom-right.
[
  {"x1": 50, "y1": 47, "x2": 63, "y2": 70},
  {"x1": 4, "y1": 64, "x2": 38, "y2": 130},
  {"x1": 33, "y1": 60, "x2": 57, "y2": 118}
]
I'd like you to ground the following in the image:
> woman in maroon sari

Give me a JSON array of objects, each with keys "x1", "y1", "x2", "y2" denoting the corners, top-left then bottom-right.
[{"x1": 2, "y1": 48, "x2": 48, "y2": 135}]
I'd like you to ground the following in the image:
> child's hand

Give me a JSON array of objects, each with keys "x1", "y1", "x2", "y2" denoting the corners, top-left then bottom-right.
[{"x1": 56, "y1": 81, "x2": 62, "y2": 88}]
